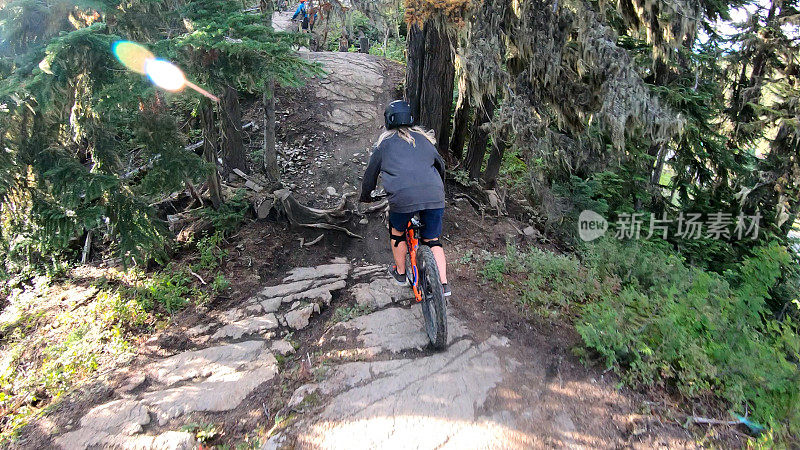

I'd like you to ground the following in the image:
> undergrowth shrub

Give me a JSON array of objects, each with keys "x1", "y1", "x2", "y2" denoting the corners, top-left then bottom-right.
[
  {"x1": 196, "y1": 190, "x2": 249, "y2": 237},
  {"x1": 120, "y1": 264, "x2": 203, "y2": 314},
  {"x1": 483, "y1": 239, "x2": 800, "y2": 440}
]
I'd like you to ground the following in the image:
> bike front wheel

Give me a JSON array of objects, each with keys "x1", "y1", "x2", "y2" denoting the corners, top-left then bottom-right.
[{"x1": 417, "y1": 245, "x2": 447, "y2": 350}]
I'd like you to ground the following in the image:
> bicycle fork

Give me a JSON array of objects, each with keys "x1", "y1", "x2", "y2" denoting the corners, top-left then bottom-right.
[{"x1": 406, "y1": 228, "x2": 424, "y2": 303}]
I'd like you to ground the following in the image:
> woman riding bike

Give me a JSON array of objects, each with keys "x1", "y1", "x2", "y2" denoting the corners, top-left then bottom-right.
[{"x1": 359, "y1": 100, "x2": 450, "y2": 297}]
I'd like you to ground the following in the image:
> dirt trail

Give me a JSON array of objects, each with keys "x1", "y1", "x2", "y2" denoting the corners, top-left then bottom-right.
[{"x1": 36, "y1": 20, "x2": 702, "y2": 450}]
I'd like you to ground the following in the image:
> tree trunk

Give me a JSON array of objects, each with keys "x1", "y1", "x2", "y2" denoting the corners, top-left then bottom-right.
[
  {"x1": 450, "y1": 72, "x2": 471, "y2": 161},
  {"x1": 463, "y1": 96, "x2": 495, "y2": 180},
  {"x1": 200, "y1": 102, "x2": 223, "y2": 209},
  {"x1": 482, "y1": 139, "x2": 506, "y2": 189},
  {"x1": 263, "y1": 81, "x2": 279, "y2": 185},
  {"x1": 731, "y1": 0, "x2": 779, "y2": 143},
  {"x1": 405, "y1": 17, "x2": 455, "y2": 159},
  {"x1": 259, "y1": 0, "x2": 278, "y2": 186},
  {"x1": 221, "y1": 85, "x2": 248, "y2": 174},
  {"x1": 405, "y1": 22, "x2": 425, "y2": 121}
]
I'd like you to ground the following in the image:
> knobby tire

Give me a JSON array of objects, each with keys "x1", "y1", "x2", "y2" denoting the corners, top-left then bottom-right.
[{"x1": 417, "y1": 245, "x2": 447, "y2": 349}]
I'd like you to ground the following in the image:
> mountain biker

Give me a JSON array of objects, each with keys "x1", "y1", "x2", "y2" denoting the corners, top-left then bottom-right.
[
  {"x1": 291, "y1": 0, "x2": 311, "y2": 32},
  {"x1": 359, "y1": 100, "x2": 451, "y2": 297}
]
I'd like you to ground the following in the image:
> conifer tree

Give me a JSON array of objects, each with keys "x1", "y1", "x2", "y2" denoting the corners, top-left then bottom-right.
[{"x1": 0, "y1": 0, "x2": 316, "y2": 267}]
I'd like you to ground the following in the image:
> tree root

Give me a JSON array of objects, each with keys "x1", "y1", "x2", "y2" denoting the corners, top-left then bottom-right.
[{"x1": 258, "y1": 189, "x2": 363, "y2": 239}]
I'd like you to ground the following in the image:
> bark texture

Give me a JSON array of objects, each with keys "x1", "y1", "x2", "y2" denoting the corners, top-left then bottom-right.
[
  {"x1": 221, "y1": 85, "x2": 248, "y2": 174},
  {"x1": 200, "y1": 102, "x2": 223, "y2": 209},
  {"x1": 405, "y1": 18, "x2": 455, "y2": 159},
  {"x1": 482, "y1": 140, "x2": 506, "y2": 189},
  {"x1": 263, "y1": 81, "x2": 279, "y2": 185},
  {"x1": 450, "y1": 72, "x2": 471, "y2": 161},
  {"x1": 463, "y1": 96, "x2": 495, "y2": 180}
]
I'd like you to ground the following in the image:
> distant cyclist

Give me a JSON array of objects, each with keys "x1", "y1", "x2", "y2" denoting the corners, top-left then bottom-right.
[
  {"x1": 359, "y1": 100, "x2": 451, "y2": 297},
  {"x1": 291, "y1": 0, "x2": 315, "y2": 32},
  {"x1": 291, "y1": 0, "x2": 308, "y2": 31}
]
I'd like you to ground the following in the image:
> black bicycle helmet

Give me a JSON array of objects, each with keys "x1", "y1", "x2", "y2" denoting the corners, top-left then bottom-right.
[{"x1": 384, "y1": 100, "x2": 414, "y2": 129}]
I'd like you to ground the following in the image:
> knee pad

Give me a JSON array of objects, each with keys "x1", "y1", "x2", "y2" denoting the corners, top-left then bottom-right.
[
  {"x1": 390, "y1": 231, "x2": 405, "y2": 248},
  {"x1": 425, "y1": 238, "x2": 442, "y2": 248}
]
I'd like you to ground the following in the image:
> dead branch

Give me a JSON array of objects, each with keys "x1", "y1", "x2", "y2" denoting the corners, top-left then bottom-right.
[
  {"x1": 185, "y1": 179, "x2": 204, "y2": 207},
  {"x1": 454, "y1": 193, "x2": 482, "y2": 211},
  {"x1": 689, "y1": 417, "x2": 739, "y2": 426},
  {"x1": 188, "y1": 268, "x2": 207, "y2": 285},
  {"x1": 304, "y1": 234, "x2": 325, "y2": 246},
  {"x1": 81, "y1": 230, "x2": 93, "y2": 264}
]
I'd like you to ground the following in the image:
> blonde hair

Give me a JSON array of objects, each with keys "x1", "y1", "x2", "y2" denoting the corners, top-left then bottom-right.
[{"x1": 376, "y1": 126, "x2": 437, "y2": 147}]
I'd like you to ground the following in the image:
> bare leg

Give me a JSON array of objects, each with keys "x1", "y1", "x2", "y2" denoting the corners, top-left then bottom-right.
[
  {"x1": 423, "y1": 239, "x2": 447, "y2": 284},
  {"x1": 390, "y1": 227, "x2": 407, "y2": 274}
]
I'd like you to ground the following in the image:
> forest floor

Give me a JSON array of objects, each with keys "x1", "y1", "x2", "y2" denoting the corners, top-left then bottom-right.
[{"x1": 5, "y1": 10, "x2": 743, "y2": 449}]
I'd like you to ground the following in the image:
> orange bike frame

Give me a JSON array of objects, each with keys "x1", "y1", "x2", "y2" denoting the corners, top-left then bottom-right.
[{"x1": 405, "y1": 221, "x2": 424, "y2": 303}]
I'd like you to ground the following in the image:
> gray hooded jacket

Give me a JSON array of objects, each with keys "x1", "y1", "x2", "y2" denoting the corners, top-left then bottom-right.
[{"x1": 359, "y1": 131, "x2": 446, "y2": 213}]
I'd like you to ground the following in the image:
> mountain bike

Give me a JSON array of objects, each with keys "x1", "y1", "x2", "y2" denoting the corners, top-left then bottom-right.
[{"x1": 403, "y1": 216, "x2": 448, "y2": 349}]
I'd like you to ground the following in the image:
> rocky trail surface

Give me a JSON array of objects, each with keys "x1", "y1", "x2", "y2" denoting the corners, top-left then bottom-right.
[
  {"x1": 48, "y1": 256, "x2": 694, "y2": 449},
  {"x1": 36, "y1": 13, "x2": 701, "y2": 450}
]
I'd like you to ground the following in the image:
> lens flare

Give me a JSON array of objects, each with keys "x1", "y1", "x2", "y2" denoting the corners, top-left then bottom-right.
[
  {"x1": 144, "y1": 58, "x2": 187, "y2": 92},
  {"x1": 112, "y1": 41, "x2": 154, "y2": 75},
  {"x1": 111, "y1": 40, "x2": 219, "y2": 102}
]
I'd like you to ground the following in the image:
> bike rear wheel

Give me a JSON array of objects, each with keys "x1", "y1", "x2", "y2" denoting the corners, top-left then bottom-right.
[{"x1": 417, "y1": 245, "x2": 447, "y2": 349}]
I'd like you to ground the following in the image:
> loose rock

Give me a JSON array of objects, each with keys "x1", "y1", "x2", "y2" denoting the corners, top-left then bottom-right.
[{"x1": 285, "y1": 304, "x2": 316, "y2": 330}]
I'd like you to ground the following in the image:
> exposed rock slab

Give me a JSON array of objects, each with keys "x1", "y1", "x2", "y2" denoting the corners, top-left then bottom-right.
[
  {"x1": 280, "y1": 280, "x2": 345, "y2": 305},
  {"x1": 292, "y1": 334, "x2": 517, "y2": 449},
  {"x1": 142, "y1": 362, "x2": 277, "y2": 425},
  {"x1": 54, "y1": 399, "x2": 198, "y2": 449},
  {"x1": 254, "y1": 279, "x2": 318, "y2": 301},
  {"x1": 350, "y1": 277, "x2": 413, "y2": 309},
  {"x1": 252, "y1": 279, "x2": 346, "y2": 305},
  {"x1": 148, "y1": 341, "x2": 266, "y2": 385},
  {"x1": 300, "y1": 52, "x2": 387, "y2": 134},
  {"x1": 282, "y1": 263, "x2": 350, "y2": 283},
  {"x1": 78, "y1": 399, "x2": 150, "y2": 436},
  {"x1": 209, "y1": 314, "x2": 279, "y2": 341},
  {"x1": 56, "y1": 430, "x2": 196, "y2": 450},
  {"x1": 337, "y1": 306, "x2": 468, "y2": 353},
  {"x1": 351, "y1": 265, "x2": 384, "y2": 279},
  {"x1": 56, "y1": 343, "x2": 277, "y2": 448},
  {"x1": 260, "y1": 297, "x2": 283, "y2": 313}
]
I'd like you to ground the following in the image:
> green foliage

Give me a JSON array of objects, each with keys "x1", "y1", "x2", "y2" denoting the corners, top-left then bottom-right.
[
  {"x1": 481, "y1": 256, "x2": 506, "y2": 283},
  {"x1": 197, "y1": 190, "x2": 249, "y2": 237},
  {"x1": 0, "y1": 280, "x2": 135, "y2": 443},
  {"x1": 331, "y1": 303, "x2": 372, "y2": 323},
  {"x1": 0, "y1": 0, "x2": 317, "y2": 272},
  {"x1": 176, "y1": 0, "x2": 319, "y2": 92},
  {"x1": 196, "y1": 231, "x2": 229, "y2": 270},
  {"x1": 211, "y1": 273, "x2": 230, "y2": 293},
  {"x1": 545, "y1": 174, "x2": 613, "y2": 242},
  {"x1": 134, "y1": 265, "x2": 195, "y2": 313},
  {"x1": 577, "y1": 239, "x2": 800, "y2": 439},
  {"x1": 367, "y1": 35, "x2": 406, "y2": 63},
  {"x1": 181, "y1": 422, "x2": 222, "y2": 443},
  {"x1": 481, "y1": 239, "x2": 800, "y2": 439}
]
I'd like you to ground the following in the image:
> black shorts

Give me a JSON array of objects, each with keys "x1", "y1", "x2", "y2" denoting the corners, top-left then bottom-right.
[{"x1": 389, "y1": 208, "x2": 444, "y2": 240}]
